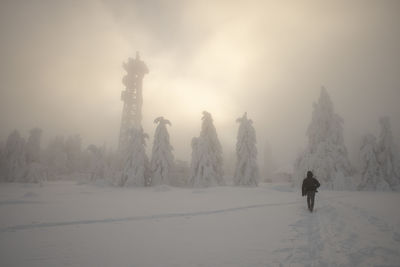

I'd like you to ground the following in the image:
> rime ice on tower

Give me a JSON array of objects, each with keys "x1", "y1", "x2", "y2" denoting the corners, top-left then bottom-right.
[{"x1": 118, "y1": 52, "x2": 149, "y2": 152}]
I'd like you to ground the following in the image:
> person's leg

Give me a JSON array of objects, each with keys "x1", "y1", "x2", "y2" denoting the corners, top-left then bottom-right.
[
  {"x1": 307, "y1": 192, "x2": 311, "y2": 210},
  {"x1": 310, "y1": 191, "x2": 315, "y2": 211}
]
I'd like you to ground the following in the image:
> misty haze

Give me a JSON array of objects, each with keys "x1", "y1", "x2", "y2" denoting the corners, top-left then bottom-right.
[{"x1": 1, "y1": 1, "x2": 400, "y2": 266}]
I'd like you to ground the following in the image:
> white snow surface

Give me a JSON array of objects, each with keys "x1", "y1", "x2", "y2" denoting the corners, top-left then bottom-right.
[{"x1": 0, "y1": 181, "x2": 399, "y2": 267}]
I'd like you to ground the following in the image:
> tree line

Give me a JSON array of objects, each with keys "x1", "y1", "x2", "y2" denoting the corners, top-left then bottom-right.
[{"x1": 1, "y1": 87, "x2": 399, "y2": 190}]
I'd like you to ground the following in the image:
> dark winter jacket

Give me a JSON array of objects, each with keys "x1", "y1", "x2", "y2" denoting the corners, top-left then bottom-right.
[{"x1": 302, "y1": 177, "x2": 320, "y2": 196}]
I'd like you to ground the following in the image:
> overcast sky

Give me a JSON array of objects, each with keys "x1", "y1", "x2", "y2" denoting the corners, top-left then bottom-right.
[{"x1": 0, "y1": 0, "x2": 399, "y2": 169}]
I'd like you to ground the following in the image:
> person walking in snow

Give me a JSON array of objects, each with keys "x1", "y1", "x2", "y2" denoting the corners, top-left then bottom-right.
[{"x1": 302, "y1": 171, "x2": 320, "y2": 212}]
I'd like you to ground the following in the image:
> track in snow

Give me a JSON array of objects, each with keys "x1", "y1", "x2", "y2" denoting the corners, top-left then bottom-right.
[
  {"x1": 0, "y1": 200, "x2": 301, "y2": 233},
  {"x1": 273, "y1": 194, "x2": 400, "y2": 266}
]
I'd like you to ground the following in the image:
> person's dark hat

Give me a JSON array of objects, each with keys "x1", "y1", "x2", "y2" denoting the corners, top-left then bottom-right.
[{"x1": 307, "y1": 171, "x2": 313, "y2": 178}]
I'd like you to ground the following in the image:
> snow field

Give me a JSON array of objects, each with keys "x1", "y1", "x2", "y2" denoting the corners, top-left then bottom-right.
[{"x1": 0, "y1": 182, "x2": 399, "y2": 266}]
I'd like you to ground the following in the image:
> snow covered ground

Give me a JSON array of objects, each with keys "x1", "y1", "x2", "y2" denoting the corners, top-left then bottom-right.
[{"x1": 0, "y1": 182, "x2": 399, "y2": 267}]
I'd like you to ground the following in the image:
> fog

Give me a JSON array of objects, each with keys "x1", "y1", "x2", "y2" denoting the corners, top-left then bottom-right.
[{"x1": 0, "y1": 0, "x2": 399, "y2": 169}]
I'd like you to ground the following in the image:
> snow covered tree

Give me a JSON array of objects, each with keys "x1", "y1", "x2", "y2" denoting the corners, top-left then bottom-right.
[
  {"x1": 44, "y1": 136, "x2": 67, "y2": 179},
  {"x1": 87, "y1": 144, "x2": 107, "y2": 182},
  {"x1": 223, "y1": 149, "x2": 236, "y2": 178},
  {"x1": 121, "y1": 127, "x2": 150, "y2": 187},
  {"x1": 25, "y1": 128, "x2": 42, "y2": 164},
  {"x1": 233, "y1": 112, "x2": 259, "y2": 186},
  {"x1": 3, "y1": 130, "x2": 27, "y2": 182},
  {"x1": 65, "y1": 134, "x2": 83, "y2": 174},
  {"x1": 190, "y1": 137, "x2": 201, "y2": 184},
  {"x1": 0, "y1": 141, "x2": 6, "y2": 181},
  {"x1": 189, "y1": 111, "x2": 224, "y2": 187},
  {"x1": 358, "y1": 134, "x2": 390, "y2": 191},
  {"x1": 294, "y1": 87, "x2": 353, "y2": 190},
  {"x1": 24, "y1": 128, "x2": 47, "y2": 183},
  {"x1": 262, "y1": 139, "x2": 276, "y2": 182},
  {"x1": 150, "y1": 117, "x2": 174, "y2": 186},
  {"x1": 170, "y1": 159, "x2": 190, "y2": 186},
  {"x1": 376, "y1": 117, "x2": 400, "y2": 189}
]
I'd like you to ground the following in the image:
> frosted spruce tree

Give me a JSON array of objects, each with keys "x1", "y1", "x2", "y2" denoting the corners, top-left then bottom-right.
[
  {"x1": 44, "y1": 136, "x2": 68, "y2": 179},
  {"x1": 358, "y1": 134, "x2": 390, "y2": 191},
  {"x1": 262, "y1": 139, "x2": 276, "y2": 182},
  {"x1": 121, "y1": 127, "x2": 150, "y2": 187},
  {"x1": 150, "y1": 117, "x2": 174, "y2": 186},
  {"x1": 24, "y1": 128, "x2": 47, "y2": 183},
  {"x1": 189, "y1": 111, "x2": 224, "y2": 187},
  {"x1": 25, "y1": 128, "x2": 42, "y2": 164},
  {"x1": 87, "y1": 144, "x2": 108, "y2": 183},
  {"x1": 377, "y1": 117, "x2": 400, "y2": 189},
  {"x1": 65, "y1": 135, "x2": 83, "y2": 174},
  {"x1": 0, "y1": 142, "x2": 5, "y2": 181},
  {"x1": 3, "y1": 130, "x2": 27, "y2": 182},
  {"x1": 294, "y1": 87, "x2": 353, "y2": 190},
  {"x1": 234, "y1": 113, "x2": 259, "y2": 186}
]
